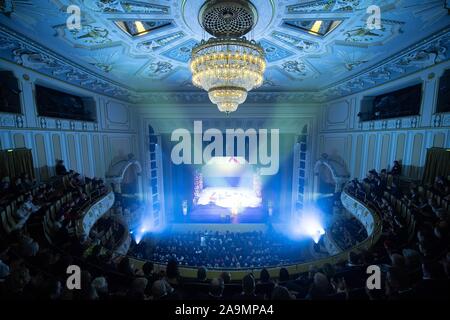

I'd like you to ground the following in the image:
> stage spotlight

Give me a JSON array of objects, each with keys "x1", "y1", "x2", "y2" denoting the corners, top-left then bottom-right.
[
  {"x1": 133, "y1": 216, "x2": 155, "y2": 244},
  {"x1": 289, "y1": 206, "x2": 326, "y2": 243}
]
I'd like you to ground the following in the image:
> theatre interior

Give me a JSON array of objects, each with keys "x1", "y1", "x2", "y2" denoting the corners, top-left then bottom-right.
[{"x1": 0, "y1": 0, "x2": 449, "y2": 301}]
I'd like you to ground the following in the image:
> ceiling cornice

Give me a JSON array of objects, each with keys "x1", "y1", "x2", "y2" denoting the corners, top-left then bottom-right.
[{"x1": 0, "y1": 23, "x2": 448, "y2": 105}]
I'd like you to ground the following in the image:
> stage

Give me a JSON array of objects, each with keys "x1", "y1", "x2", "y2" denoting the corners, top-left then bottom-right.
[
  {"x1": 168, "y1": 223, "x2": 269, "y2": 233},
  {"x1": 182, "y1": 204, "x2": 268, "y2": 223}
]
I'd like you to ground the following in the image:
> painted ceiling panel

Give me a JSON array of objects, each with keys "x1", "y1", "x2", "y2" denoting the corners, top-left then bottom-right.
[{"x1": 0, "y1": 0, "x2": 448, "y2": 98}]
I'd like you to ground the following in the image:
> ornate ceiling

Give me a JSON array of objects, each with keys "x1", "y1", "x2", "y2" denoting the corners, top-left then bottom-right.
[{"x1": 0, "y1": 0, "x2": 449, "y2": 103}]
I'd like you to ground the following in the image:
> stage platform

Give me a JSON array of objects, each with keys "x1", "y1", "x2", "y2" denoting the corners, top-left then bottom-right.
[
  {"x1": 168, "y1": 223, "x2": 269, "y2": 233},
  {"x1": 184, "y1": 204, "x2": 267, "y2": 223}
]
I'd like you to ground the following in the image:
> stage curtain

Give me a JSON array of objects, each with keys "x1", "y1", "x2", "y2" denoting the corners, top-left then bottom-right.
[
  {"x1": 422, "y1": 148, "x2": 450, "y2": 185},
  {"x1": 0, "y1": 148, "x2": 34, "y2": 180}
]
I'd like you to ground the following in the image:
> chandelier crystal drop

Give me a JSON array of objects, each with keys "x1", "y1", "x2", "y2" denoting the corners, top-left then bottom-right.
[{"x1": 190, "y1": 0, "x2": 266, "y2": 114}]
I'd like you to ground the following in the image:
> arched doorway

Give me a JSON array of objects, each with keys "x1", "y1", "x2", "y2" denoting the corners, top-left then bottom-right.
[
  {"x1": 121, "y1": 163, "x2": 140, "y2": 196},
  {"x1": 316, "y1": 163, "x2": 336, "y2": 195},
  {"x1": 313, "y1": 154, "x2": 350, "y2": 200},
  {"x1": 106, "y1": 154, "x2": 143, "y2": 202}
]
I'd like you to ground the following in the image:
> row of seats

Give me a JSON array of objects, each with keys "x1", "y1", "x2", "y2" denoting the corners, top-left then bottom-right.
[
  {"x1": 43, "y1": 192, "x2": 77, "y2": 243},
  {"x1": 383, "y1": 190, "x2": 417, "y2": 243}
]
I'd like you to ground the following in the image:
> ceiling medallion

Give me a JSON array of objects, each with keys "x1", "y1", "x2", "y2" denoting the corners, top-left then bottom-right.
[{"x1": 190, "y1": 0, "x2": 266, "y2": 114}]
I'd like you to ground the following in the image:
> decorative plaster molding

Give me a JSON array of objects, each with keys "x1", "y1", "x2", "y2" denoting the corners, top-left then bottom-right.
[
  {"x1": 75, "y1": 191, "x2": 115, "y2": 240},
  {"x1": 323, "y1": 28, "x2": 450, "y2": 100},
  {"x1": 0, "y1": 24, "x2": 448, "y2": 104},
  {"x1": 0, "y1": 24, "x2": 134, "y2": 102}
]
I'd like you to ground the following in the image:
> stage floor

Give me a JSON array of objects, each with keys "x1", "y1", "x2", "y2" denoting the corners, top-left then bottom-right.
[{"x1": 183, "y1": 204, "x2": 267, "y2": 223}]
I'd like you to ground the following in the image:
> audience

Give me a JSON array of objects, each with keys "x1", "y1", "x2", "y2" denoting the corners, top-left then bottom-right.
[
  {"x1": 1, "y1": 162, "x2": 449, "y2": 301},
  {"x1": 130, "y1": 230, "x2": 312, "y2": 269}
]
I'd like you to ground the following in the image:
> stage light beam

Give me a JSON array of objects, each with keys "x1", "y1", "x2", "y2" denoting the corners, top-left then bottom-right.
[{"x1": 289, "y1": 206, "x2": 326, "y2": 243}]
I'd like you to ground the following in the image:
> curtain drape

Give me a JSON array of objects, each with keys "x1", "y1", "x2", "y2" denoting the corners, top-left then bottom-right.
[
  {"x1": 0, "y1": 148, "x2": 34, "y2": 180},
  {"x1": 422, "y1": 148, "x2": 450, "y2": 185}
]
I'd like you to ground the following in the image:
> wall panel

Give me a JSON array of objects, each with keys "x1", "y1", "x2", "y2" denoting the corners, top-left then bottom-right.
[
  {"x1": 52, "y1": 134, "x2": 62, "y2": 162},
  {"x1": 354, "y1": 135, "x2": 363, "y2": 178},
  {"x1": 366, "y1": 135, "x2": 376, "y2": 171},
  {"x1": 433, "y1": 132, "x2": 445, "y2": 148},
  {"x1": 13, "y1": 133, "x2": 26, "y2": 148},
  {"x1": 81, "y1": 135, "x2": 90, "y2": 176},
  {"x1": 380, "y1": 134, "x2": 391, "y2": 170},
  {"x1": 93, "y1": 135, "x2": 102, "y2": 177},
  {"x1": 67, "y1": 135, "x2": 77, "y2": 171},
  {"x1": 35, "y1": 134, "x2": 49, "y2": 179}
]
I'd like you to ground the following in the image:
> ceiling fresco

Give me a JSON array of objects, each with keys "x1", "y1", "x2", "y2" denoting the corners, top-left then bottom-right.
[{"x1": 0, "y1": 0, "x2": 449, "y2": 102}]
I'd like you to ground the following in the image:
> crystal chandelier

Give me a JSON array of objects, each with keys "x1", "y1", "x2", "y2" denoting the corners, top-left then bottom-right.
[{"x1": 190, "y1": 0, "x2": 266, "y2": 114}]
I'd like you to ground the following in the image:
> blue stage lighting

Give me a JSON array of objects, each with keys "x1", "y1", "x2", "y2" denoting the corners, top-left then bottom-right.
[{"x1": 289, "y1": 206, "x2": 326, "y2": 243}]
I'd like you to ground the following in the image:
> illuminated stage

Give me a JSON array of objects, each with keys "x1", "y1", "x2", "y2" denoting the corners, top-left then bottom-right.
[
  {"x1": 188, "y1": 204, "x2": 266, "y2": 223},
  {"x1": 197, "y1": 187, "x2": 262, "y2": 208},
  {"x1": 185, "y1": 156, "x2": 267, "y2": 223}
]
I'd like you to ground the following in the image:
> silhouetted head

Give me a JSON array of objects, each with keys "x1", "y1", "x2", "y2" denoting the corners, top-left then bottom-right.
[
  {"x1": 242, "y1": 273, "x2": 255, "y2": 295},
  {"x1": 260, "y1": 268, "x2": 270, "y2": 283},
  {"x1": 197, "y1": 266, "x2": 207, "y2": 282},
  {"x1": 279, "y1": 268, "x2": 289, "y2": 282}
]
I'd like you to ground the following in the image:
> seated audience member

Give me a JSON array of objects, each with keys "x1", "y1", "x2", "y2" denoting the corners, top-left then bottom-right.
[
  {"x1": 21, "y1": 173, "x2": 35, "y2": 189},
  {"x1": 5, "y1": 265, "x2": 32, "y2": 299},
  {"x1": 23, "y1": 193, "x2": 40, "y2": 213},
  {"x1": 379, "y1": 169, "x2": 388, "y2": 189},
  {"x1": 385, "y1": 267, "x2": 412, "y2": 300},
  {"x1": 142, "y1": 261, "x2": 156, "y2": 286},
  {"x1": 279, "y1": 268, "x2": 290, "y2": 283},
  {"x1": 127, "y1": 277, "x2": 148, "y2": 300},
  {"x1": 204, "y1": 278, "x2": 224, "y2": 300},
  {"x1": 389, "y1": 253, "x2": 406, "y2": 271},
  {"x1": 271, "y1": 285, "x2": 295, "y2": 300},
  {"x1": 151, "y1": 279, "x2": 177, "y2": 300},
  {"x1": 258, "y1": 268, "x2": 272, "y2": 284},
  {"x1": 389, "y1": 182, "x2": 403, "y2": 198},
  {"x1": 339, "y1": 252, "x2": 366, "y2": 289},
  {"x1": 442, "y1": 252, "x2": 450, "y2": 278},
  {"x1": 220, "y1": 272, "x2": 231, "y2": 284},
  {"x1": 431, "y1": 176, "x2": 448, "y2": 196},
  {"x1": 46, "y1": 279, "x2": 63, "y2": 300},
  {"x1": 12, "y1": 177, "x2": 26, "y2": 194},
  {"x1": 91, "y1": 277, "x2": 109, "y2": 300},
  {"x1": 166, "y1": 259, "x2": 181, "y2": 287},
  {"x1": 0, "y1": 259, "x2": 10, "y2": 281},
  {"x1": 390, "y1": 160, "x2": 401, "y2": 176},
  {"x1": 233, "y1": 274, "x2": 261, "y2": 300},
  {"x1": 255, "y1": 268, "x2": 275, "y2": 298},
  {"x1": 306, "y1": 272, "x2": 334, "y2": 300},
  {"x1": 18, "y1": 234, "x2": 40, "y2": 257},
  {"x1": 55, "y1": 160, "x2": 67, "y2": 175},
  {"x1": 413, "y1": 261, "x2": 449, "y2": 299},
  {"x1": 117, "y1": 257, "x2": 136, "y2": 277},
  {"x1": 197, "y1": 266, "x2": 208, "y2": 283},
  {"x1": 0, "y1": 176, "x2": 11, "y2": 195}
]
